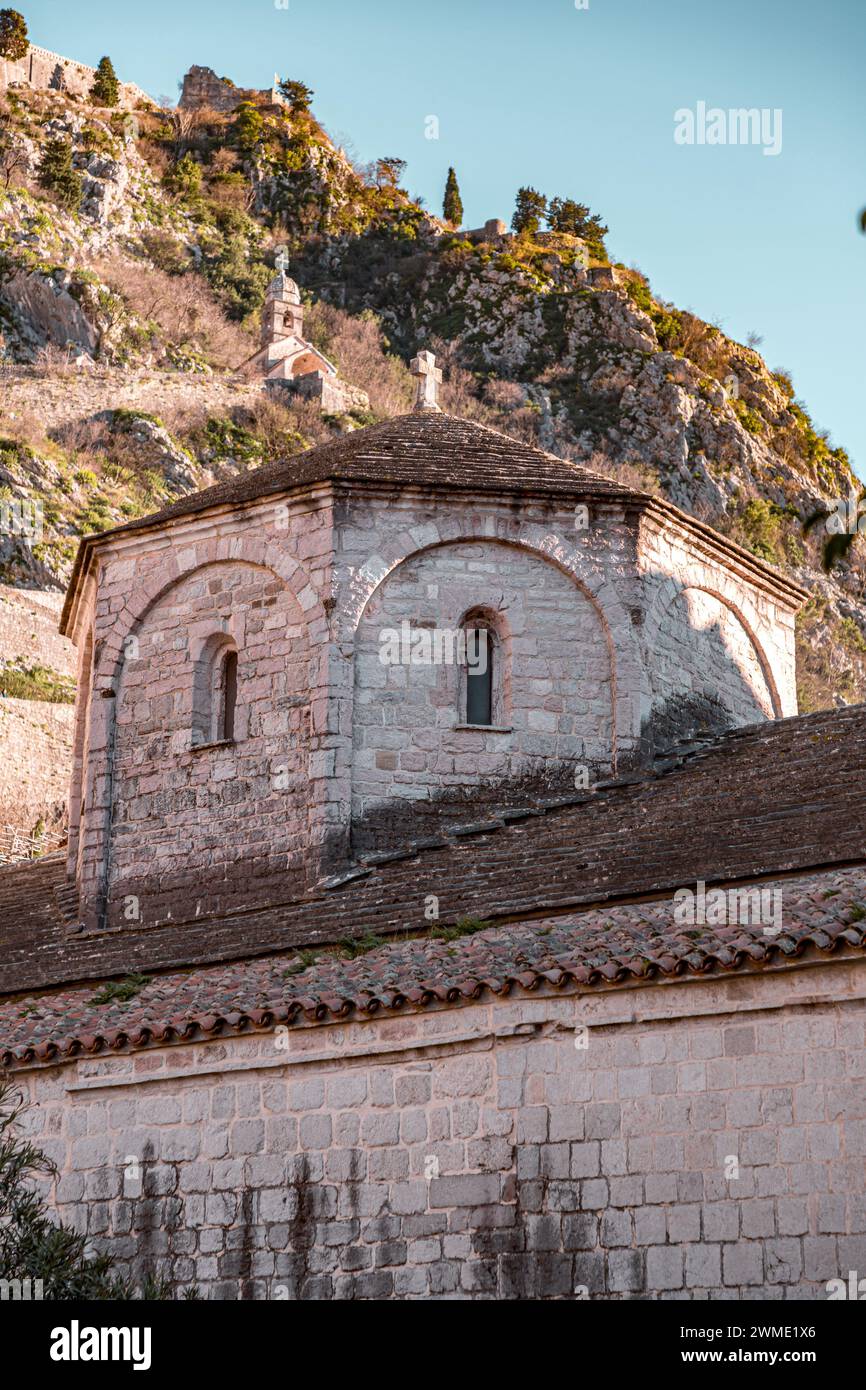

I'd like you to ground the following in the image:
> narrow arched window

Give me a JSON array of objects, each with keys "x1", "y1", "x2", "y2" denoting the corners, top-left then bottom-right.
[
  {"x1": 192, "y1": 634, "x2": 239, "y2": 747},
  {"x1": 459, "y1": 612, "x2": 504, "y2": 729},
  {"x1": 466, "y1": 630, "x2": 493, "y2": 726},
  {"x1": 219, "y1": 649, "x2": 238, "y2": 741}
]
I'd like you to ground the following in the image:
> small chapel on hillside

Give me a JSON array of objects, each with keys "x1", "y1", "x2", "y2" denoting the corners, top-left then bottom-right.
[
  {"x1": 244, "y1": 250, "x2": 370, "y2": 415},
  {"x1": 248, "y1": 251, "x2": 337, "y2": 385},
  {"x1": 58, "y1": 352, "x2": 805, "y2": 935}
]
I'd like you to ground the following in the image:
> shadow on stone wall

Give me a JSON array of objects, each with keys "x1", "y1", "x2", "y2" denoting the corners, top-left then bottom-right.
[{"x1": 349, "y1": 584, "x2": 778, "y2": 857}]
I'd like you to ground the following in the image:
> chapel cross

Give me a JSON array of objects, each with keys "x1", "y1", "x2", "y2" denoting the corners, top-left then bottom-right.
[
  {"x1": 274, "y1": 245, "x2": 290, "y2": 273},
  {"x1": 410, "y1": 349, "x2": 442, "y2": 412}
]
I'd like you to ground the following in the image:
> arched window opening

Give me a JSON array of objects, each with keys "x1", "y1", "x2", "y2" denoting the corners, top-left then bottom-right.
[
  {"x1": 459, "y1": 609, "x2": 507, "y2": 729},
  {"x1": 192, "y1": 634, "x2": 239, "y2": 747},
  {"x1": 466, "y1": 633, "x2": 493, "y2": 726},
  {"x1": 218, "y1": 649, "x2": 238, "y2": 742}
]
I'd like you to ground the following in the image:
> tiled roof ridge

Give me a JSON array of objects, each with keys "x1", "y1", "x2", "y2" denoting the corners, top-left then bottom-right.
[{"x1": 3, "y1": 897, "x2": 865, "y2": 1071}]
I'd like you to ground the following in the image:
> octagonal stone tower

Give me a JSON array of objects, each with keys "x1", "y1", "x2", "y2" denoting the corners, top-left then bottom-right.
[{"x1": 60, "y1": 360, "x2": 806, "y2": 933}]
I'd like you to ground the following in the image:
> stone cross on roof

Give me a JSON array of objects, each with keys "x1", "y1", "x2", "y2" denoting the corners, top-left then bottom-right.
[
  {"x1": 274, "y1": 246, "x2": 290, "y2": 273},
  {"x1": 410, "y1": 349, "x2": 442, "y2": 412}
]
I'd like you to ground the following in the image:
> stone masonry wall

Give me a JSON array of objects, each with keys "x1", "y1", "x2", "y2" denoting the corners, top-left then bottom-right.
[
  {"x1": 0, "y1": 587, "x2": 75, "y2": 839},
  {"x1": 67, "y1": 480, "x2": 802, "y2": 926},
  {"x1": 332, "y1": 491, "x2": 644, "y2": 852},
  {"x1": 648, "y1": 587, "x2": 775, "y2": 745},
  {"x1": 639, "y1": 514, "x2": 798, "y2": 728},
  {"x1": 70, "y1": 493, "x2": 334, "y2": 931},
  {"x1": 0, "y1": 698, "x2": 73, "y2": 835},
  {"x1": 179, "y1": 66, "x2": 282, "y2": 113},
  {"x1": 0, "y1": 368, "x2": 264, "y2": 437},
  {"x1": 351, "y1": 539, "x2": 613, "y2": 845},
  {"x1": 0, "y1": 45, "x2": 149, "y2": 109},
  {"x1": 17, "y1": 959, "x2": 866, "y2": 1299},
  {"x1": 106, "y1": 559, "x2": 313, "y2": 928}
]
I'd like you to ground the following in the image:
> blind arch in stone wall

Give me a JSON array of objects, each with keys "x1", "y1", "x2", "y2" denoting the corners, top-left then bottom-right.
[
  {"x1": 644, "y1": 581, "x2": 781, "y2": 750},
  {"x1": 343, "y1": 518, "x2": 645, "y2": 769},
  {"x1": 77, "y1": 538, "x2": 327, "y2": 932},
  {"x1": 349, "y1": 537, "x2": 621, "y2": 849}
]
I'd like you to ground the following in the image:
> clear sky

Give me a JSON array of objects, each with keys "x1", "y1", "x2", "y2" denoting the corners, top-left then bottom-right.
[{"x1": 20, "y1": 0, "x2": 866, "y2": 477}]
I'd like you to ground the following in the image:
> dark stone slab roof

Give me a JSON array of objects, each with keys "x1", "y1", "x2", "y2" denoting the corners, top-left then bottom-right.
[
  {"x1": 103, "y1": 411, "x2": 633, "y2": 536},
  {"x1": 1, "y1": 704, "x2": 864, "y2": 1002},
  {"x1": 60, "y1": 409, "x2": 808, "y2": 634},
  {"x1": 1, "y1": 863, "x2": 864, "y2": 1069}
]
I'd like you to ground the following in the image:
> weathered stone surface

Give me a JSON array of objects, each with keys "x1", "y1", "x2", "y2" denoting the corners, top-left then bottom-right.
[
  {"x1": 14, "y1": 969, "x2": 866, "y2": 1300},
  {"x1": 51, "y1": 408, "x2": 804, "y2": 929},
  {"x1": 0, "y1": 44, "x2": 150, "y2": 109},
  {"x1": 179, "y1": 66, "x2": 283, "y2": 113}
]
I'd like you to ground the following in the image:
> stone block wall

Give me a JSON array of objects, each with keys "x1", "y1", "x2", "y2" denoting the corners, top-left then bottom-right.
[
  {"x1": 105, "y1": 559, "x2": 313, "y2": 928},
  {"x1": 648, "y1": 586, "x2": 775, "y2": 744},
  {"x1": 179, "y1": 67, "x2": 283, "y2": 113},
  {"x1": 639, "y1": 513, "x2": 798, "y2": 738},
  {"x1": 18, "y1": 960, "x2": 866, "y2": 1299},
  {"x1": 0, "y1": 45, "x2": 149, "y2": 109},
  {"x1": 65, "y1": 477, "x2": 803, "y2": 925},
  {"x1": 332, "y1": 491, "x2": 644, "y2": 850},
  {"x1": 269, "y1": 374, "x2": 371, "y2": 416},
  {"x1": 0, "y1": 698, "x2": 73, "y2": 837},
  {"x1": 69, "y1": 495, "x2": 334, "y2": 930},
  {"x1": 0, "y1": 367, "x2": 265, "y2": 438},
  {"x1": 0, "y1": 587, "x2": 75, "y2": 839},
  {"x1": 351, "y1": 538, "x2": 614, "y2": 843}
]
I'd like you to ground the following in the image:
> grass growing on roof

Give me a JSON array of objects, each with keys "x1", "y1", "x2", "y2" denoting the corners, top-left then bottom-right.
[{"x1": 89, "y1": 974, "x2": 152, "y2": 1006}]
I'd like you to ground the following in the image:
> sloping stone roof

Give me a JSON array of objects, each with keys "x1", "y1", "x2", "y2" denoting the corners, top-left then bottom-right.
[
  {"x1": 59, "y1": 409, "x2": 808, "y2": 636},
  {"x1": 93, "y1": 411, "x2": 634, "y2": 536},
  {"x1": 1, "y1": 863, "x2": 864, "y2": 1068},
  {"x1": 0, "y1": 705, "x2": 864, "y2": 999}
]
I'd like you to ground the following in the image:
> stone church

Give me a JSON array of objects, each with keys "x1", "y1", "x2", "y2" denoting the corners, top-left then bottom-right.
[
  {"x1": 0, "y1": 357, "x2": 864, "y2": 1301},
  {"x1": 243, "y1": 256, "x2": 370, "y2": 414}
]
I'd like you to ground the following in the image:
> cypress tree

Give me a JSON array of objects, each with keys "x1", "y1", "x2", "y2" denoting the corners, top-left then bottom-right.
[{"x1": 443, "y1": 167, "x2": 463, "y2": 227}]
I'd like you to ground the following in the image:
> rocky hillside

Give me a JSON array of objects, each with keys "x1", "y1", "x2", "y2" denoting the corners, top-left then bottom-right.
[{"x1": 0, "y1": 73, "x2": 864, "y2": 836}]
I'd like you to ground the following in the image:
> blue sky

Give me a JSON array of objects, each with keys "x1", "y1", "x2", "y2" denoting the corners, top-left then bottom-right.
[{"x1": 22, "y1": 0, "x2": 866, "y2": 477}]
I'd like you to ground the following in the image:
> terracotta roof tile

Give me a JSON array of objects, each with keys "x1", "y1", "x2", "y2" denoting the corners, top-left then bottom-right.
[
  {"x1": 1, "y1": 704, "x2": 863, "y2": 997},
  {"x1": 1, "y1": 864, "x2": 864, "y2": 1069}
]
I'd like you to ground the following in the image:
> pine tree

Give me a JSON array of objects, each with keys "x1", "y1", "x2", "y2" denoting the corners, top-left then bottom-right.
[
  {"x1": 546, "y1": 196, "x2": 609, "y2": 257},
  {"x1": 38, "y1": 137, "x2": 82, "y2": 212},
  {"x1": 0, "y1": 8, "x2": 28, "y2": 61},
  {"x1": 376, "y1": 156, "x2": 406, "y2": 189},
  {"x1": 90, "y1": 56, "x2": 120, "y2": 108},
  {"x1": 278, "y1": 79, "x2": 313, "y2": 113},
  {"x1": 547, "y1": 197, "x2": 590, "y2": 236},
  {"x1": 511, "y1": 186, "x2": 547, "y2": 237},
  {"x1": 443, "y1": 167, "x2": 463, "y2": 227}
]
